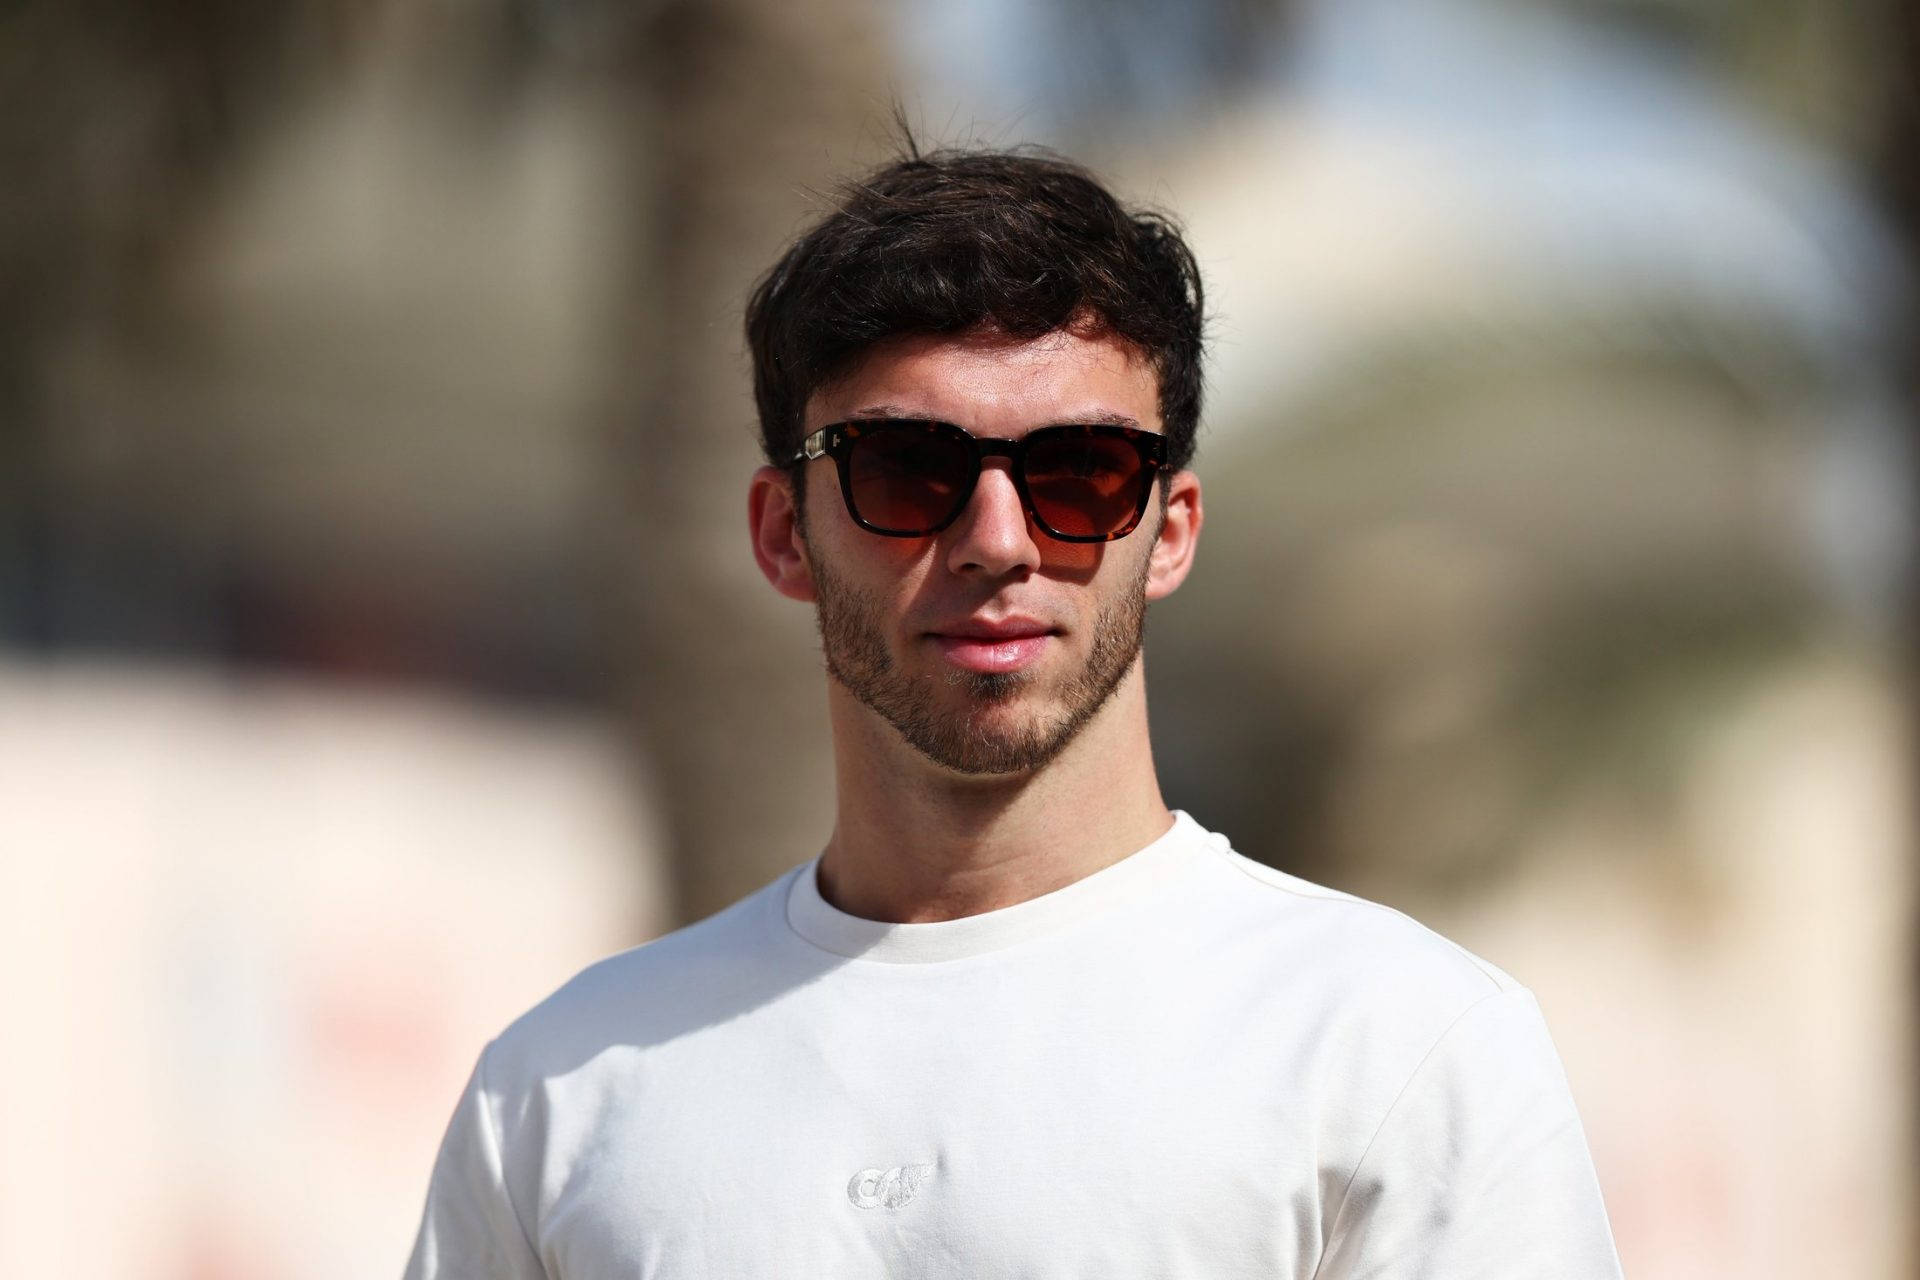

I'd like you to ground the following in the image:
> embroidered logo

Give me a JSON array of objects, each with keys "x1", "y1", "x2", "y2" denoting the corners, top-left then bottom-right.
[{"x1": 847, "y1": 1163, "x2": 934, "y2": 1210}]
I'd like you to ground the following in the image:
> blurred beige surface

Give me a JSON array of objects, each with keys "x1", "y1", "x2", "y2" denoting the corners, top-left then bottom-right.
[{"x1": 0, "y1": 664, "x2": 666, "y2": 1279}]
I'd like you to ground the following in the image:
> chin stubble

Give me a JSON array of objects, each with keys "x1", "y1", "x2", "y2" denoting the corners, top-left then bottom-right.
[{"x1": 810, "y1": 556, "x2": 1149, "y2": 776}]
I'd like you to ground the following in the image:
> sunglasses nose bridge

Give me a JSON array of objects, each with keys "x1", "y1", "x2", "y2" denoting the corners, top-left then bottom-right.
[
  {"x1": 967, "y1": 437, "x2": 1026, "y2": 498},
  {"x1": 944, "y1": 461, "x2": 1043, "y2": 576},
  {"x1": 964, "y1": 437, "x2": 1044, "y2": 525}
]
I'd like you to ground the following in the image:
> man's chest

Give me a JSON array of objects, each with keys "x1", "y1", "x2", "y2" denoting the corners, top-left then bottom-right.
[{"x1": 527, "y1": 1010, "x2": 1329, "y2": 1280}]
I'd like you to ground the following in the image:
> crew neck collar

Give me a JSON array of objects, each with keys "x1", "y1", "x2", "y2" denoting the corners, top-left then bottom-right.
[{"x1": 784, "y1": 810, "x2": 1209, "y2": 964}]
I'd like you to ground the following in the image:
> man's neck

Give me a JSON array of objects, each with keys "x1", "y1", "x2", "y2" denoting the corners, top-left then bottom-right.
[{"x1": 815, "y1": 667, "x2": 1173, "y2": 924}]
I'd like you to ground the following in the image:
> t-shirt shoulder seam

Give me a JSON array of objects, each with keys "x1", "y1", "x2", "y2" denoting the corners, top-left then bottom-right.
[
  {"x1": 1204, "y1": 841, "x2": 1515, "y2": 994},
  {"x1": 476, "y1": 1038, "x2": 546, "y2": 1273},
  {"x1": 1316, "y1": 986, "x2": 1529, "y2": 1254}
]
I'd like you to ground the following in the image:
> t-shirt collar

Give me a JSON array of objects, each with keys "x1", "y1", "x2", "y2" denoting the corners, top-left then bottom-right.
[{"x1": 785, "y1": 810, "x2": 1207, "y2": 964}]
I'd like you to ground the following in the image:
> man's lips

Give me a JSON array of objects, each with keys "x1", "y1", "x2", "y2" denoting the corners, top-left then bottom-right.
[{"x1": 926, "y1": 618, "x2": 1057, "y2": 674}]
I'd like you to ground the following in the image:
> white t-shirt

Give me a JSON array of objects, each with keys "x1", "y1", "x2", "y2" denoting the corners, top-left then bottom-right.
[{"x1": 405, "y1": 813, "x2": 1623, "y2": 1278}]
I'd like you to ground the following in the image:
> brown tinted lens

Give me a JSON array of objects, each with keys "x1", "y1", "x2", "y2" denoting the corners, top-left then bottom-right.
[
  {"x1": 1022, "y1": 430, "x2": 1150, "y2": 537},
  {"x1": 846, "y1": 423, "x2": 973, "y2": 533}
]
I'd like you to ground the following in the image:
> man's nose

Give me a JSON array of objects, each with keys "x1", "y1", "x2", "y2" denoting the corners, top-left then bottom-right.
[{"x1": 944, "y1": 461, "x2": 1042, "y2": 578}]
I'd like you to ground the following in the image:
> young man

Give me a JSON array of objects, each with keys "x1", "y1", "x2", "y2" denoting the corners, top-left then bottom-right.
[{"x1": 406, "y1": 149, "x2": 1624, "y2": 1277}]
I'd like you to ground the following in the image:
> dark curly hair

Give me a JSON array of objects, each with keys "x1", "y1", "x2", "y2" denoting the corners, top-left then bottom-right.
[{"x1": 745, "y1": 147, "x2": 1206, "y2": 482}]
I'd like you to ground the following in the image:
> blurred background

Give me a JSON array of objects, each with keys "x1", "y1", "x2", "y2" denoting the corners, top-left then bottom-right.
[{"x1": 1, "y1": 0, "x2": 1913, "y2": 1275}]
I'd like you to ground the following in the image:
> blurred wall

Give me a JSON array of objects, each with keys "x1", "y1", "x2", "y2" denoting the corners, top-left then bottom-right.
[{"x1": 0, "y1": 665, "x2": 664, "y2": 1278}]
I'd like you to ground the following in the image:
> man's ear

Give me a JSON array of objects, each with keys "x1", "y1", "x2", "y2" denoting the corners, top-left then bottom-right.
[
  {"x1": 1144, "y1": 469, "x2": 1203, "y2": 602},
  {"x1": 749, "y1": 465, "x2": 818, "y2": 602}
]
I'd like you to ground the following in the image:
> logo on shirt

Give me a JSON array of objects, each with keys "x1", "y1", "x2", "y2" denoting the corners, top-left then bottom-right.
[{"x1": 847, "y1": 1163, "x2": 934, "y2": 1210}]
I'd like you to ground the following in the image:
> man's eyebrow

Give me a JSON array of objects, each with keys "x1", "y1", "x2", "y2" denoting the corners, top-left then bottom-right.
[{"x1": 1063, "y1": 410, "x2": 1144, "y2": 429}]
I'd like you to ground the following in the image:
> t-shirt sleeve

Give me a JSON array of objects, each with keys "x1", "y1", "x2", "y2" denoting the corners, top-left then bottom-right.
[
  {"x1": 1315, "y1": 987, "x2": 1624, "y2": 1280},
  {"x1": 403, "y1": 1044, "x2": 549, "y2": 1280}
]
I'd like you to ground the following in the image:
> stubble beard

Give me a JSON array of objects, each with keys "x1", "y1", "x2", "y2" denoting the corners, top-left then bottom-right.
[{"x1": 810, "y1": 555, "x2": 1150, "y2": 777}]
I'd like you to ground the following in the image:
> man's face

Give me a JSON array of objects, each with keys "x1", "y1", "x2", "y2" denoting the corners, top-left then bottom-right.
[{"x1": 795, "y1": 327, "x2": 1168, "y2": 776}]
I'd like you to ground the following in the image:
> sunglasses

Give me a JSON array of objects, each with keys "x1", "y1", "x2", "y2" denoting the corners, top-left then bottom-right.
[{"x1": 792, "y1": 418, "x2": 1168, "y2": 542}]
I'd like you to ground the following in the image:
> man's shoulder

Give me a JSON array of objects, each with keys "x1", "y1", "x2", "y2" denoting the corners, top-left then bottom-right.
[
  {"x1": 480, "y1": 864, "x2": 806, "y2": 1085},
  {"x1": 1180, "y1": 824, "x2": 1546, "y2": 1109},
  {"x1": 1182, "y1": 824, "x2": 1522, "y2": 1019}
]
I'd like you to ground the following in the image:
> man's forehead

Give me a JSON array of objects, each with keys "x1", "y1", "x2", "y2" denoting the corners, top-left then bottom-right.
[{"x1": 806, "y1": 327, "x2": 1161, "y2": 431}]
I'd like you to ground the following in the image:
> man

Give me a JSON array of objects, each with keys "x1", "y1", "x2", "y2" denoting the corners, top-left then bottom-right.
[{"x1": 405, "y1": 147, "x2": 1624, "y2": 1277}]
